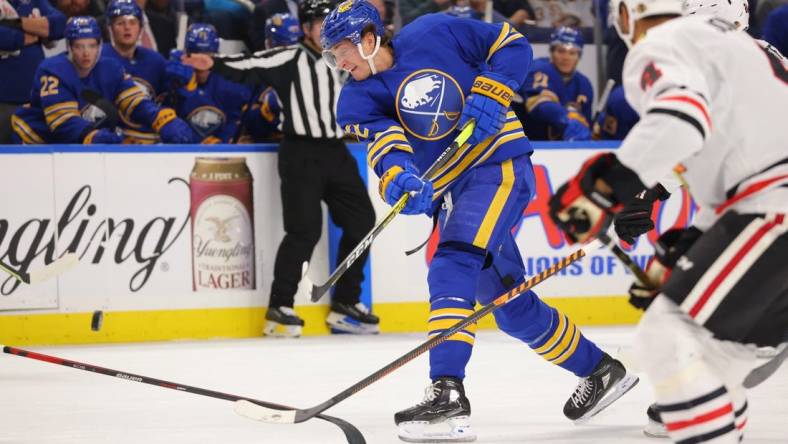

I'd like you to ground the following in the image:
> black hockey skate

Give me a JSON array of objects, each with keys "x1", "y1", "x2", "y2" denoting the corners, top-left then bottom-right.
[
  {"x1": 263, "y1": 306, "x2": 304, "y2": 338},
  {"x1": 563, "y1": 353, "x2": 639, "y2": 423},
  {"x1": 643, "y1": 403, "x2": 668, "y2": 438},
  {"x1": 326, "y1": 301, "x2": 380, "y2": 334},
  {"x1": 395, "y1": 377, "x2": 476, "y2": 443}
]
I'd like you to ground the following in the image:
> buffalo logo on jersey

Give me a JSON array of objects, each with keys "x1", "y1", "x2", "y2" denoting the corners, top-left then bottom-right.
[
  {"x1": 395, "y1": 69, "x2": 463, "y2": 141},
  {"x1": 187, "y1": 105, "x2": 225, "y2": 137},
  {"x1": 640, "y1": 61, "x2": 663, "y2": 91}
]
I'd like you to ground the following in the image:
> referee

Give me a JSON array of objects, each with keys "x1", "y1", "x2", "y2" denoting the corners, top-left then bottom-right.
[{"x1": 212, "y1": 0, "x2": 379, "y2": 337}]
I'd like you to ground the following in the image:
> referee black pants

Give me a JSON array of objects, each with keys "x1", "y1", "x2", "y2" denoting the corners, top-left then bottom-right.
[{"x1": 269, "y1": 136, "x2": 375, "y2": 308}]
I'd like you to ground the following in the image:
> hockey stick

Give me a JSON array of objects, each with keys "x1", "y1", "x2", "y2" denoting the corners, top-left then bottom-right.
[
  {"x1": 596, "y1": 229, "x2": 655, "y2": 289},
  {"x1": 1, "y1": 345, "x2": 366, "y2": 444},
  {"x1": 0, "y1": 253, "x2": 79, "y2": 284},
  {"x1": 591, "y1": 79, "x2": 616, "y2": 124},
  {"x1": 310, "y1": 119, "x2": 476, "y2": 302},
  {"x1": 237, "y1": 239, "x2": 603, "y2": 424}
]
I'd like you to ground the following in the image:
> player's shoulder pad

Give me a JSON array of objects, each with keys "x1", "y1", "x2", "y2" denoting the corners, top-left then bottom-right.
[
  {"x1": 38, "y1": 53, "x2": 75, "y2": 76},
  {"x1": 336, "y1": 78, "x2": 384, "y2": 128},
  {"x1": 393, "y1": 13, "x2": 453, "y2": 48},
  {"x1": 136, "y1": 46, "x2": 166, "y2": 65},
  {"x1": 529, "y1": 57, "x2": 553, "y2": 73}
]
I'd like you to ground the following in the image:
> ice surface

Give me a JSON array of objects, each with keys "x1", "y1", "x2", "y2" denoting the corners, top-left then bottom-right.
[{"x1": 1, "y1": 327, "x2": 785, "y2": 443}]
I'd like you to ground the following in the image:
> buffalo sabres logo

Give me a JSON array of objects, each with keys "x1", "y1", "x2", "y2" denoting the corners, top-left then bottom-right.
[{"x1": 396, "y1": 69, "x2": 463, "y2": 141}]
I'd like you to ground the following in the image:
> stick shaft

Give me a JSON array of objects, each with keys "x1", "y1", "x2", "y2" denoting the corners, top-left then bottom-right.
[
  {"x1": 300, "y1": 242, "x2": 595, "y2": 420},
  {"x1": 311, "y1": 120, "x2": 475, "y2": 302}
]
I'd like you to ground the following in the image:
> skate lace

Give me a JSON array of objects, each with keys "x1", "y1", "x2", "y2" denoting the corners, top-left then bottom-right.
[
  {"x1": 418, "y1": 384, "x2": 440, "y2": 405},
  {"x1": 570, "y1": 377, "x2": 593, "y2": 407},
  {"x1": 279, "y1": 306, "x2": 297, "y2": 317},
  {"x1": 353, "y1": 302, "x2": 370, "y2": 314}
]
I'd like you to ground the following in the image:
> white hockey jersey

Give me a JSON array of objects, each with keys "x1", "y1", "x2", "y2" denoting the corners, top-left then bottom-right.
[{"x1": 616, "y1": 16, "x2": 788, "y2": 229}]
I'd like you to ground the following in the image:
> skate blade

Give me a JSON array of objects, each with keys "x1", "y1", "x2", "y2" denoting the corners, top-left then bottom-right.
[
  {"x1": 574, "y1": 373, "x2": 639, "y2": 425},
  {"x1": 397, "y1": 416, "x2": 476, "y2": 443},
  {"x1": 743, "y1": 342, "x2": 788, "y2": 388},
  {"x1": 643, "y1": 419, "x2": 669, "y2": 438},
  {"x1": 263, "y1": 322, "x2": 302, "y2": 338}
]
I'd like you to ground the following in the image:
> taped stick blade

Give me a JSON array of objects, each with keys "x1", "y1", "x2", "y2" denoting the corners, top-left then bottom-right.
[
  {"x1": 234, "y1": 400, "x2": 297, "y2": 424},
  {"x1": 28, "y1": 253, "x2": 79, "y2": 284}
]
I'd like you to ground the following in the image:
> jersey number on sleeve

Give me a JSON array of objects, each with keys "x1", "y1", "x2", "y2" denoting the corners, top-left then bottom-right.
[{"x1": 40, "y1": 76, "x2": 59, "y2": 97}]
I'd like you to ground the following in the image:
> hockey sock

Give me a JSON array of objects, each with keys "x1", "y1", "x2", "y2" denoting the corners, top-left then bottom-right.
[
  {"x1": 494, "y1": 292, "x2": 603, "y2": 377},
  {"x1": 658, "y1": 385, "x2": 739, "y2": 444},
  {"x1": 428, "y1": 297, "x2": 476, "y2": 380}
]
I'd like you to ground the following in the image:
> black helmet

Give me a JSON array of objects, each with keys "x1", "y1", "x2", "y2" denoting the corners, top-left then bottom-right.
[{"x1": 299, "y1": 0, "x2": 335, "y2": 25}]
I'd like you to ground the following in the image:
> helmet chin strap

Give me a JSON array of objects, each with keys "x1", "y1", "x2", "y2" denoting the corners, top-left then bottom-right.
[{"x1": 356, "y1": 35, "x2": 381, "y2": 75}]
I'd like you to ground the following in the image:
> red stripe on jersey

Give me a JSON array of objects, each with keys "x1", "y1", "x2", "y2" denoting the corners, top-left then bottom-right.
[
  {"x1": 715, "y1": 174, "x2": 788, "y2": 215},
  {"x1": 737, "y1": 418, "x2": 748, "y2": 430},
  {"x1": 665, "y1": 403, "x2": 733, "y2": 432},
  {"x1": 688, "y1": 215, "x2": 783, "y2": 318},
  {"x1": 658, "y1": 95, "x2": 712, "y2": 129}
]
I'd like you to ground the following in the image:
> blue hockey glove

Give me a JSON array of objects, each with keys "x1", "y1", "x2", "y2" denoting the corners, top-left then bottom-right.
[
  {"x1": 562, "y1": 110, "x2": 591, "y2": 141},
  {"x1": 83, "y1": 128, "x2": 122, "y2": 144},
  {"x1": 459, "y1": 71, "x2": 517, "y2": 146},
  {"x1": 168, "y1": 49, "x2": 184, "y2": 62},
  {"x1": 152, "y1": 108, "x2": 195, "y2": 144},
  {"x1": 378, "y1": 164, "x2": 434, "y2": 216},
  {"x1": 165, "y1": 58, "x2": 197, "y2": 93}
]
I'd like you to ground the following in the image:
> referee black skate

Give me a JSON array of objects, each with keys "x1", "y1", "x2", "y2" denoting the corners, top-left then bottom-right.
[{"x1": 211, "y1": 0, "x2": 379, "y2": 337}]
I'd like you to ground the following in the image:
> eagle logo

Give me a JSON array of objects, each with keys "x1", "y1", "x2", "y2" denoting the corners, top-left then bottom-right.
[{"x1": 205, "y1": 216, "x2": 238, "y2": 242}]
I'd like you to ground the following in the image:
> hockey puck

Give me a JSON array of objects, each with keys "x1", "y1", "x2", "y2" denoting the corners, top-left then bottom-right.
[{"x1": 91, "y1": 310, "x2": 104, "y2": 332}]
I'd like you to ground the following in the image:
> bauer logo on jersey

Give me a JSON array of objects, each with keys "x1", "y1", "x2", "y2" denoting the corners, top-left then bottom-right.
[{"x1": 396, "y1": 69, "x2": 464, "y2": 141}]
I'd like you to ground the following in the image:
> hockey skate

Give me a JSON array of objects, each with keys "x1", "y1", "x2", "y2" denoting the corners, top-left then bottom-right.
[
  {"x1": 263, "y1": 306, "x2": 304, "y2": 337},
  {"x1": 643, "y1": 403, "x2": 668, "y2": 438},
  {"x1": 326, "y1": 302, "x2": 380, "y2": 334},
  {"x1": 395, "y1": 377, "x2": 476, "y2": 443},
  {"x1": 563, "y1": 353, "x2": 639, "y2": 423}
]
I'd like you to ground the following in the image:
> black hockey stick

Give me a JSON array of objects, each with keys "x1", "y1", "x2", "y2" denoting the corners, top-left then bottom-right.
[
  {"x1": 2, "y1": 345, "x2": 365, "y2": 444},
  {"x1": 0, "y1": 253, "x2": 79, "y2": 284},
  {"x1": 310, "y1": 119, "x2": 476, "y2": 302},
  {"x1": 237, "y1": 239, "x2": 603, "y2": 424},
  {"x1": 596, "y1": 229, "x2": 655, "y2": 289}
]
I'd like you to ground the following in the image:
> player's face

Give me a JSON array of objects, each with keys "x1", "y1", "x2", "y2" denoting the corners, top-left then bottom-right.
[
  {"x1": 110, "y1": 16, "x2": 142, "y2": 48},
  {"x1": 551, "y1": 46, "x2": 580, "y2": 76},
  {"x1": 330, "y1": 39, "x2": 370, "y2": 81},
  {"x1": 70, "y1": 38, "x2": 100, "y2": 72}
]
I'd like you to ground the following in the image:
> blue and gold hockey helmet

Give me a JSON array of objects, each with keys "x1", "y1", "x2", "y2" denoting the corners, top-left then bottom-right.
[
  {"x1": 106, "y1": 0, "x2": 143, "y2": 23},
  {"x1": 185, "y1": 23, "x2": 220, "y2": 54},
  {"x1": 65, "y1": 16, "x2": 102, "y2": 42},
  {"x1": 550, "y1": 26, "x2": 584, "y2": 54},
  {"x1": 266, "y1": 13, "x2": 303, "y2": 47},
  {"x1": 320, "y1": 0, "x2": 384, "y2": 50}
]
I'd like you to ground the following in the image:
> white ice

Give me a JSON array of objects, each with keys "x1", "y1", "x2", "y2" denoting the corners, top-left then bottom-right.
[{"x1": 1, "y1": 327, "x2": 786, "y2": 444}]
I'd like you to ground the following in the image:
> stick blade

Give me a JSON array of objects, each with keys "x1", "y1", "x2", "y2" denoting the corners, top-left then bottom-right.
[
  {"x1": 234, "y1": 400, "x2": 297, "y2": 423},
  {"x1": 310, "y1": 284, "x2": 329, "y2": 303},
  {"x1": 28, "y1": 253, "x2": 79, "y2": 284}
]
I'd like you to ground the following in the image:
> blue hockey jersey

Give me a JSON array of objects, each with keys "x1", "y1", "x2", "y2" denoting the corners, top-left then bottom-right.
[
  {"x1": 594, "y1": 85, "x2": 638, "y2": 140},
  {"x1": 518, "y1": 57, "x2": 593, "y2": 140},
  {"x1": 12, "y1": 54, "x2": 164, "y2": 143},
  {"x1": 165, "y1": 71, "x2": 251, "y2": 143},
  {"x1": 0, "y1": 0, "x2": 66, "y2": 104},
  {"x1": 339, "y1": 14, "x2": 534, "y2": 199},
  {"x1": 100, "y1": 43, "x2": 167, "y2": 142},
  {"x1": 241, "y1": 85, "x2": 281, "y2": 142}
]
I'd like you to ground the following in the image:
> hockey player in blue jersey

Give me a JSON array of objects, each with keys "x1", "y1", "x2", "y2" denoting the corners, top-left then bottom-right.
[
  {"x1": 164, "y1": 23, "x2": 251, "y2": 143},
  {"x1": 237, "y1": 13, "x2": 298, "y2": 142},
  {"x1": 321, "y1": 2, "x2": 637, "y2": 441},
  {"x1": 101, "y1": 0, "x2": 167, "y2": 143},
  {"x1": 593, "y1": 85, "x2": 638, "y2": 140},
  {"x1": 11, "y1": 16, "x2": 193, "y2": 144},
  {"x1": 518, "y1": 26, "x2": 594, "y2": 141},
  {"x1": 0, "y1": 0, "x2": 65, "y2": 143}
]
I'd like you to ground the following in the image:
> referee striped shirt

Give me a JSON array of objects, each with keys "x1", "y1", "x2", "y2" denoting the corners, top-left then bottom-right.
[{"x1": 214, "y1": 43, "x2": 344, "y2": 139}]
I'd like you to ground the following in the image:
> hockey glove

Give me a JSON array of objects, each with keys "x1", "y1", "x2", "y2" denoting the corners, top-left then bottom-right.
[
  {"x1": 614, "y1": 183, "x2": 671, "y2": 244},
  {"x1": 153, "y1": 108, "x2": 195, "y2": 144},
  {"x1": 460, "y1": 71, "x2": 517, "y2": 146},
  {"x1": 83, "y1": 128, "x2": 123, "y2": 144},
  {"x1": 549, "y1": 153, "x2": 623, "y2": 244},
  {"x1": 628, "y1": 226, "x2": 703, "y2": 310},
  {"x1": 562, "y1": 110, "x2": 591, "y2": 141},
  {"x1": 379, "y1": 164, "x2": 433, "y2": 216},
  {"x1": 164, "y1": 58, "x2": 197, "y2": 93}
]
